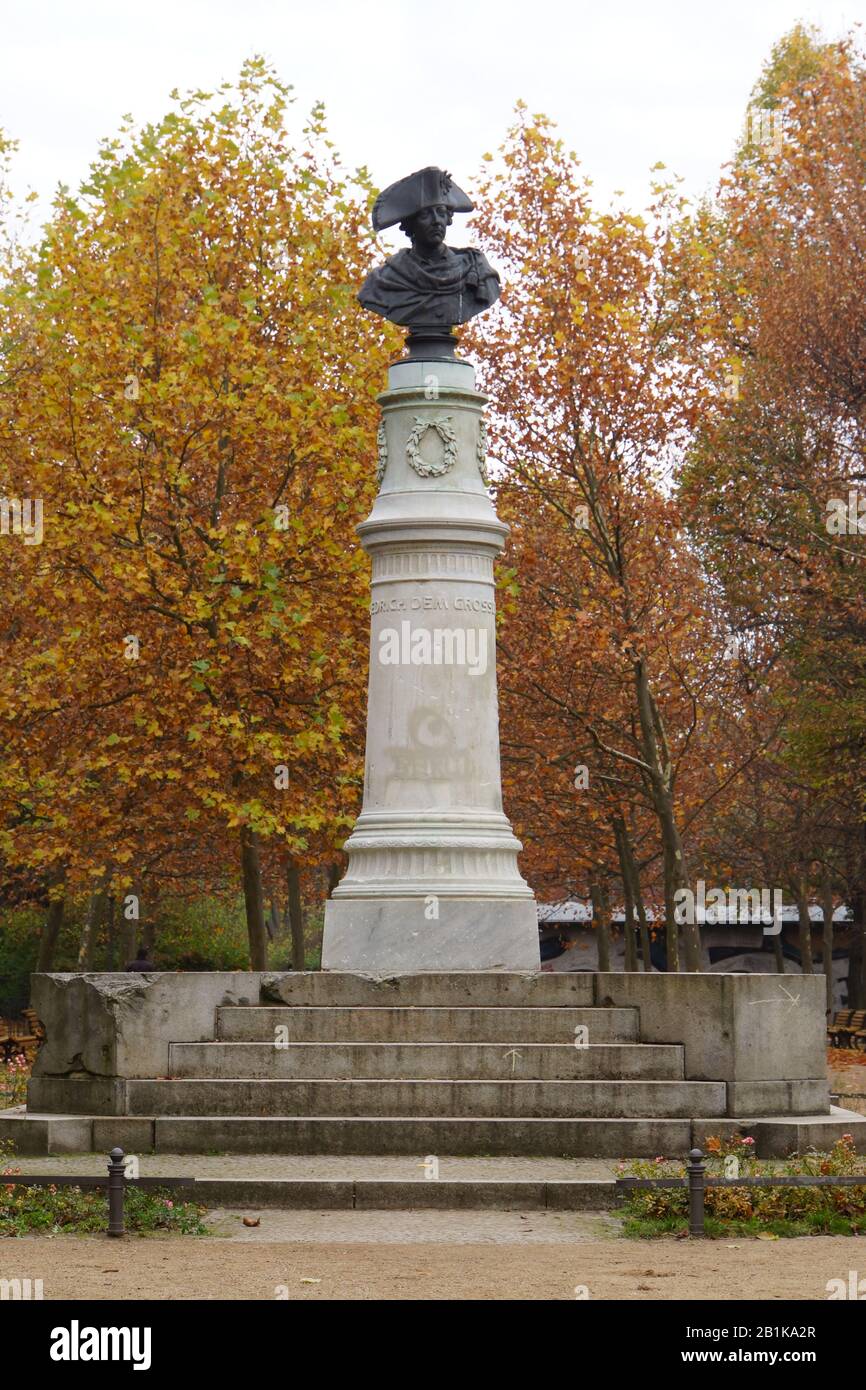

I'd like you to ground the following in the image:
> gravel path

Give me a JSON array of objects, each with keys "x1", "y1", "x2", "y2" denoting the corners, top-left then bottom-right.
[
  {"x1": 10, "y1": 1153, "x2": 620, "y2": 1180},
  {"x1": 4, "y1": 1223, "x2": 864, "y2": 1300}
]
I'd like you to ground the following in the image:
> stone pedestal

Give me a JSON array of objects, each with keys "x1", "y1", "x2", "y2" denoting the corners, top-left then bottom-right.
[{"x1": 321, "y1": 357, "x2": 539, "y2": 973}]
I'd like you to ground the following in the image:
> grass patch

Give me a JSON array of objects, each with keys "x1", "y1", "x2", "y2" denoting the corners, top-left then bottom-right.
[{"x1": 622, "y1": 1210, "x2": 866, "y2": 1239}]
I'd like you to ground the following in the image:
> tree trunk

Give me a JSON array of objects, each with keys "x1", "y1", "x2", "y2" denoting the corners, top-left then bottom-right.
[
  {"x1": 77, "y1": 888, "x2": 106, "y2": 971},
  {"x1": 141, "y1": 903, "x2": 156, "y2": 956},
  {"x1": 614, "y1": 816, "x2": 652, "y2": 972},
  {"x1": 240, "y1": 826, "x2": 268, "y2": 970},
  {"x1": 105, "y1": 895, "x2": 117, "y2": 970},
  {"x1": 590, "y1": 874, "x2": 610, "y2": 973},
  {"x1": 850, "y1": 816, "x2": 866, "y2": 1008},
  {"x1": 793, "y1": 873, "x2": 814, "y2": 975},
  {"x1": 634, "y1": 659, "x2": 699, "y2": 970},
  {"x1": 614, "y1": 819, "x2": 637, "y2": 966},
  {"x1": 120, "y1": 887, "x2": 139, "y2": 965},
  {"x1": 662, "y1": 842, "x2": 681, "y2": 974},
  {"x1": 621, "y1": 884, "x2": 638, "y2": 972},
  {"x1": 848, "y1": 934, "x2": 863, "y2": 1009},
  {"x1": 268, "y1": 898, "x2": 280, "y2": 940},
  {"x1": 287, "y1": 859, "x2": 305, "y2": 971},
  {"x1": 37, "y1": 893, "x2": 65, "y2": 973},
  {"x1": 820, "y1": 866, "x2": 834, "y2": 1016},
  {"x1": 600, "y1": 877, "x2": 620, "y2": 971},
  {"x1": 638, "y1": 901, "x2": 652, "y2": 972}
]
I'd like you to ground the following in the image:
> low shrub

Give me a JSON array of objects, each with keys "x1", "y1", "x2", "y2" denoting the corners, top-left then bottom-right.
[
  {"x1": 0, "y1": 1138, "x2": 209, "y2": 1236},
  {"x1": 0, "y1": 1183, "x2": 210, "y2": 1237},
  {"x1": 0, "y1": 1053, "x2": 31, "y2": 1109},
  {"x1": 619, "y1": 1134, "x2": 866, "y2": 1238}
]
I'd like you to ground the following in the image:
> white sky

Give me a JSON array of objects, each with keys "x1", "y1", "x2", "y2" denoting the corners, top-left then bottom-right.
[{"x1": 1, "y1": 0, "x2": 862, "y2": 234}]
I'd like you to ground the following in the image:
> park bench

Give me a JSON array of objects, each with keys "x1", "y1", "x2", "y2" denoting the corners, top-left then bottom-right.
[
  {"x1": 0, "y1": 1009, "x2": 44, "y2": 1063},
  {"x1": 828, "y1": 1010, "x2": 852, "y2": 1047},
  {"x1": 829, "y1": 1009, "x2": 866, "y2": 1048}
]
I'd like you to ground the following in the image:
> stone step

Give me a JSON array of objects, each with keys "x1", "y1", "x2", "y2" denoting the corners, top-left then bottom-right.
[
  {"x1": 148, "y1": 1115, "x2": 693, "y2": 1156},
  {"x1": 0, "y1": 1108, "x2": 92, "y2": 1156},
  {"x1": 124, "y1": 1078, "x2": 725, "y2": 1119},
  {"x1": 258, "y1": 971, "x2": 595, "y2": 1009},
  {"x1": 216, "y1": 1005, "x2": 638, "y2": 1044},
  {"x1": 204, "y1": 1178, "x2": 618, "y2": 1210},
  {"x1": 169, "y1": 1041, "x2": 684, "y2": 1081},
  {"x1": 7, "y1": 1106, "x2": 866, "y2": 1159}
]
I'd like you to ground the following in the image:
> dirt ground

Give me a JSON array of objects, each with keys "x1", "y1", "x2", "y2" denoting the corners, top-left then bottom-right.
[
  {"x1": 5, "y1": 1217, "x2": 866, "y2": 1300},
  {"x1": 829, "y1": 1062, "x2": 866, "y2": 1114},
  {"x1": 4, "y1": 1064, "x2": 864, "y2": 1301}
]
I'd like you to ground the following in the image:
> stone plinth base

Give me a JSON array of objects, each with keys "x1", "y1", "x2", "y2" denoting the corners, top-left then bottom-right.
[
  {"x1": 321, "y1": 898, "x2": 541, "y2": 973},
  {"x1": 6, "y1": 970, "x2": 860, "y2": 1161}
]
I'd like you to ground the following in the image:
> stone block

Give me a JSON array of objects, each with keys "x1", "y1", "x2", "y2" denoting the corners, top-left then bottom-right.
[
  {"x1": 594, "y1": 972, "x2": 826, "y2": 1084},
  {"x1": 168, "y1": 1040, "x2": 683, "y2": 1082},
  {"x1": 259, "y1": 970, "x2": 595, "y2": 1007},
  {"x1": 126, "y1": 1076, "x2": 726, "y2": 1119},
  {"x1": 354, "y1": 1179, "x2": 547, "y2": 1209},
  {"x1": 726, "y1": 1079, "x2": 830, "y2": 1117},
  {"x1": 28, "y1": 1076, "x2": 126, "y2": 1115},
  {"x1": 31, "y1": 971, "x2": 264, "y2": 1080},
  {"x1": 0, "y1": 1108, "x2": 92, "y2": 1155},
  {"x1": 742, "y1": 1108, "x2": 866, "y2": 1157},
  {"x1": 153, "y1": 1115, "x2": 693, "y2": 1157},
  {"x1": 197, "y1": 1179, "x2": 353, "y2": 1209},
  {"x1": 219, "y1": 1002, "x2": 633, "y2": 1043},
  {"x1": 544, "y1": 1180, "x2": 617, "y2": 1210},
  {"x1": 91, "y1": 1117, "x2": 155, "y2": 1154},
  {"x1": 321, "y1": 900, "x2": 541, "y2": 973}
]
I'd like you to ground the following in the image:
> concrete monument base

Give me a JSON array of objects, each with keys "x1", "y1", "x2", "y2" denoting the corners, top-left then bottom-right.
[
  {"x1": 321, "y1": 897, "x2": 541, "y2": 973},
  {"x1": 5, "y1": 971, "x2": 863, "y2": 1168}
]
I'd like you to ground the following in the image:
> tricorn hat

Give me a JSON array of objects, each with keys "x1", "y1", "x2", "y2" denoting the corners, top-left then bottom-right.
[{"x1": 371, "y1": 166, "x2": 474, "y2": 232}]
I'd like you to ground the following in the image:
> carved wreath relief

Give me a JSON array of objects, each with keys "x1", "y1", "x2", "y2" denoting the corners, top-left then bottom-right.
[
  {"x1": 376, "y1": 422, "x2": 388, "y2": 483},
  {"x1": 476, "y1": 418, "x2": 490, "y2": 486},
  {"x1": 406, "y1": 414, "x2": 458, "y2": 478}
]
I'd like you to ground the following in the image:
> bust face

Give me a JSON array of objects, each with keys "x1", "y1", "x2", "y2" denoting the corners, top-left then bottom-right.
[{"x1": 407, "y1": 204, "x2": 449, "y2": 256}]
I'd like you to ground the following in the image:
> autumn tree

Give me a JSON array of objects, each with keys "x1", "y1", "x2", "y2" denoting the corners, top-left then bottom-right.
[
  {"x1": 0, "y1": 61, "x2": 394, "y2": 966},
  {"x1": 468, "y1": 110, "x2": 753, "y2": 970},
  {"x1": 679, "y1": 26, "x2": 866, "y2": 993}
]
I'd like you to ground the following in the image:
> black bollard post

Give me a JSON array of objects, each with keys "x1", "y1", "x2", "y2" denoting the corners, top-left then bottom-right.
[
  {"x1": 686, "y1": 1147, "x2": 706, "y2": 1237},
  {"x1": 107, "y1": 1147, "x2": 126, "y2": 1237}
]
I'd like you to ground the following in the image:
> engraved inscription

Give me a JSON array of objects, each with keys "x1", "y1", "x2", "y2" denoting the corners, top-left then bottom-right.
[{"x1": 370, "y1": 594, "x2": 495, "y2": 615}]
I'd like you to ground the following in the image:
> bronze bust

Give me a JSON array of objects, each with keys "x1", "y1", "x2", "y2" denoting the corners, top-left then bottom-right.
[{"x1": 358, "y1": 167, "x2": 500, "y2": 356}]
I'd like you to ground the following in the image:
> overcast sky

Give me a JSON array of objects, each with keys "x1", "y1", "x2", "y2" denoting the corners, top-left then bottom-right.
[{"x1": 1, "y1": 0, "x2": 861, "y2": 232}]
